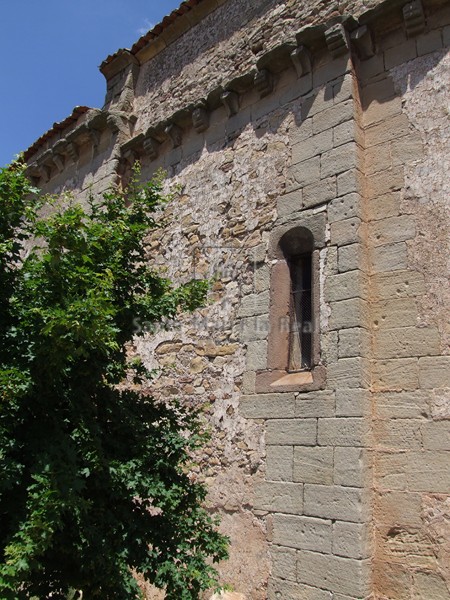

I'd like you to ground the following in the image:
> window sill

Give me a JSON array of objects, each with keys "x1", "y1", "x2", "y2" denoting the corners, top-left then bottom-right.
[{"x1": 255, "y1": 365, "x2": 326, "y2": 393}]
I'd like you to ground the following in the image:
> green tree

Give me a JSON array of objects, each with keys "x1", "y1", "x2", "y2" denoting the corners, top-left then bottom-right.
[{"x1": 0, "y1": 162, "x2": 228, "y2": 599}]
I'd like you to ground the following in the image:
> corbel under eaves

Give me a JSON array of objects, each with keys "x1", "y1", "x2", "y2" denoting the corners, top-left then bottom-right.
[
  {"x1": 290, "y1": 45, "x2": 312, "y2": 78},
  {"x1": 106, "y1": 111, "x2": 135, "y2": 138},
  {"x1": 164, "y1": 122, "x2": 183, "y2": 148},
  {"x1": 220, "y1": 90, "x2": 239, "y2": 118},
  {"x1": 325, "y1": 23, "x2": 350, "y2": 57},
  {"x1": 254, "y1": 69, "x2": 274, "y2": 98},
  {"x1": 192, "y1": 100, "x2": 210, "y2": 133},
  {"x1": 403, "y1": 0, "x2": 425, "y2": 37},
  {"x1": 143, "y1": 134, "x2": 160, "y2": 161},
  {"x1": 351, "y1": 25, "x2": 375, "y2": 59}
]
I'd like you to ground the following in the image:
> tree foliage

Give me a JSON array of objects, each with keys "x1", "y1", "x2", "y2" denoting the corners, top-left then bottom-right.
[{"x1": 0, "y1": 162, "x2": 228, "y2": 599}]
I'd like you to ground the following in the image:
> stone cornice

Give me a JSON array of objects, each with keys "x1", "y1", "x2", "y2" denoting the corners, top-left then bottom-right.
[
  {"x1": 25, "y1": 0, "x2": 442, "y2": 185},
  {"x1": 115, "y1": 0, "x2": 432, "y2": 169},
  {"x1": 26, "y1": 108, "x2": 136, "y2": 185}
]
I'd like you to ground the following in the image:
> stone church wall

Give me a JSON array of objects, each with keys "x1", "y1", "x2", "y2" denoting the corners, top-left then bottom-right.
[{"x1": 24, "y1": 0, "x2": 450, "y2": 598}]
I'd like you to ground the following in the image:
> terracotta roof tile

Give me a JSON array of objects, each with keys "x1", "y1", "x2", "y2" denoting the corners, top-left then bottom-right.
[{"x1": 24, "y1": 106, "x2": 90, "y2": 162}]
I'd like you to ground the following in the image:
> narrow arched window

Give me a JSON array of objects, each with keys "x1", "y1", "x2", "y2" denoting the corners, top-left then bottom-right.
[
  {"x1": 255, "y1": 217, "x2": 325, "y2": 393},
  {"x1": 279, "y1": 227, "x2": 314, "y2": 372}
]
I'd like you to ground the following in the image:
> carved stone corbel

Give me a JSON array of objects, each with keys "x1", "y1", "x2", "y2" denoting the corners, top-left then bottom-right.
[
  {"x1": 122, "y1": 147, "x2": 140, "y2": 168},
  {"x1": 165, "y1": 123, "x2": 182, "y2": 148},
  {"x1": 290, "y1": 45, "x2": 312, "y2": 78},
  {"x1": 220, "y1": 90, "x2": 239, "y2": 117},
  {"x1": 143, "y1": 135, "x2": 160, "y2": 161},
  {"x1": 254, "y1": 69, "x2": 273, "y2": 98},
  {"x1": 39, "y1": 164, "x2": 52, "y2": 183},
  {"x1": 106, "y1": 111, "x2": 135, "y2": 139},
  {"x1": 87, "y1": 127, "x2": 102, "y2": 149},
  {"x1": 192, "y1": 100, "x2": 210, "y2": 133},
  {"x1": 325, "y1": 23, "x2": 350, "y2": 57},
  {"x1": 26, "y1": 162, "x2": 41, "y2": 186},
  {"x1": 38, "y1": 151, "x2": 55, "y2": 182},
  {"x1": 351, "y1": 25, "x2": 375, "y2": 59},
  {"x1": 52, "y1": 151, "x2": 65, "y2": 173},
  {"x1": 66, "y1": 141, "x2": 79, "y2": 163},
  {"x1": 403, "y1": 0, "x2": 425, "y2": 37}
]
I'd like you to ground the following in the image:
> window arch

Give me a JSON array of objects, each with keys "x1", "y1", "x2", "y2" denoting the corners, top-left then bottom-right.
[{"x1": 255, "y1": 216, "x2": 326, "y2": 393}]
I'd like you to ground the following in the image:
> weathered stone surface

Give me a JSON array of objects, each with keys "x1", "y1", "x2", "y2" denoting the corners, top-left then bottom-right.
[
  {"x1": 372, "y1": 242, "x2": 408, "y2": 272},
  {"x1": 318, "y1": 417, "x2": 370, "y2": 447},
  {"x1": 238, "y1": 291, "x2": 269, "y2": 317},
  {"x1": 328, "y1": 193, "x2": 362, "y2": 223},
  {"x1": 254, "y1": 481, "x2": 303, "y2": 514},
  {"x1": 268, "y1": 578, "x2": 332, "y2": 600},
  {"x1": 272, "y1": 513, "x2": 332, "y2": 552},
  {"x1": 372, "y1": 358, "x2": 419, "y2": 391},
  {"x1": 419, "y1": 356, "x2": 450, "y2": 389},
  {"x1": 266, "y1": 445, "x2": 293, "y2": 482},
  {"x1": 245, "y1": 340, "x2": 268, "y2": 371},
  {"x1": 339, "y1": 327, "x2": 371, "y2": 358},
  {"x1": 327, "y1": 358, "x2": 370, "y2": 389},
  {"x1": 373, "y1": 326, "x2": 440, "y2": 358},
  {"x1": 270, "y1": 546, "x2": 296, "y2": 581},
  {"x1": 295, "y1": 391, "x2": 335, "y2": 418},
  {"x1": 240, "y1": 393, "x2": 295, "y2": 419},
  {"x1": 325, "y1": 270, "x2": 367, "y2": 302},
  {"x1": 266, "y1": 419, "x2": 317, "y2": 446},
  {"x1": 330, "y1": 217, "x2": 365, "y2": 247},
  {"x1": 371, "y1": 215, "x2": 416, "y2": 246},
  {"x1": 321, "y1": 142, "x2": 359, "y2": 179},
  {"x1": 292, "y1": 129, "x2": 333, "y2": 164},
  {"x1": 334, "y1": 447, "x2": 370, "y2": 488},
  {"x1": 406, "y1": 452, "x2": 450, "y2": 493},
  {"x1": 296, "y1": 551, "x2": 371, "y2": 597},
  {"x1": 304, "y1": 484, "x2": 367, "y2": 523},
  {"x1": 293, "y1": 446, "x2": 333, "y2": 485},
  {"x1": 338, "y1": 243, "x2": 368, "y2": 273},
  {"x1": 333, "y1": 521, "x2": 370, "y2": 559},
  {"x1": 329, "y1": 299, "x2": 369, "y2": 331},
  {"x1": 335, "y1": 389, "x2": 371, "y2": 417},
  {"x1": 374, "y1": 390, "x2": 430, "y2": 419}
]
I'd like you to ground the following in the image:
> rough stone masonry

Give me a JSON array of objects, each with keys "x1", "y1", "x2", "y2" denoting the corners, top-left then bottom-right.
[{"x1": 24, "y1": 0, "x2": 450, "y2": 598}]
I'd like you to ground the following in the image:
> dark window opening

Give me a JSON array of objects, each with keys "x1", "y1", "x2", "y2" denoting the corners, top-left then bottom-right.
[{"x1": 288, "y1": 253, "x2": 312, "y2": 371}]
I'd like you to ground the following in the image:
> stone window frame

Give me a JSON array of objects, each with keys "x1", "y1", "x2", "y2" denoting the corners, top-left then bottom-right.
[{"x1": 255, "y1": 213, "x2": 327, "y2": 393}]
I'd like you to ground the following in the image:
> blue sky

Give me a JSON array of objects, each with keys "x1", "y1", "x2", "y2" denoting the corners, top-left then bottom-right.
[{"x1": 0, "y1": 0, "x2": 183, "y2": 167}]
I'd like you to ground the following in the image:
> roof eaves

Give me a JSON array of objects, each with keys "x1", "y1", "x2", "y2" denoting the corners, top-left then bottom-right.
[
  {"x1": 23, "y1": 106, "x2": 90, "y2": 162},
  {"x1": 100, "y1": 0, "x2": 206, "y2": 72}
]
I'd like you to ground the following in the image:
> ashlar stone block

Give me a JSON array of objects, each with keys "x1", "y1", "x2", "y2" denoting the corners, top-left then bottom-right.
[
  {"x1": 268, "y1": 578, "x2": 332, "y2": 600},
  {"x1": 328, "y1": 193, "x2": 362, "y2": 223},
  {"x1": 296, "y1": 550, "x2": 371, "y2": 597},
  {"x1": 270, "y1": 546, "x2": 297, "y2": 581},
  {"x1": 266, "y1": 445, "x2": 293, "y2": 482},
  {"x1": 334, "y1": 446, "x2": 370, "y2": 488},
  {"x1": 266, "y1": 419, "x2": 317, "y2": 446},
  {"x1": 333, "y1": 521, "x2": 371, "y2": 559},
  {"x1": 272, "y1": 513, "x2": 332, "y2": 553},
  {"x1": 240, "y1": 393, "x2": 295, "y2": 419},
  {"x1": 373, "y1": 326, "x2": 440, "y2": 359},
  {"x1": 254, "y1": 481, "x2": 303, "y2": 514},
  {"x1": 293, "y1": 446, "x2": 333, "y2": 485},
  {"x1": 304, "y1": 484, "x2": 367, "y2": 523},
  {"x1": 318, "y1": 417, "x2": 370, "y2": 447},
  {"x1": 321, "y1": 143, "x2": 359, "y2": 179},
  {"x1": 312, "y1": 100, "x2": 354, "y2": 134}
]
